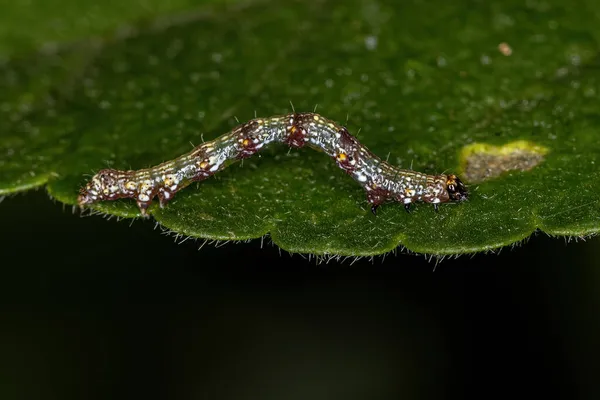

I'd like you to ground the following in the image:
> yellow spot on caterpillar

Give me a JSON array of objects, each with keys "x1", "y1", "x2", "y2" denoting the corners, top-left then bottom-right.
[
  {"x1": 125, "y1": 181, "x2": 136, "y2": 190},
  {"x1": 242, "y1": 138, "x2": 250, "y2": 147},
  {"x1": 337, "y1": 153, "x2": 347, "y2": 162},
  {"x1": 459, "y1": 140, "x2": 549, "y2": 183},
  {"x1": 199, "y1": 161, "x2": 209, "y2": 169},
  {"x1": 290, "y1": 126, "x2": 297, "y2": 133}
]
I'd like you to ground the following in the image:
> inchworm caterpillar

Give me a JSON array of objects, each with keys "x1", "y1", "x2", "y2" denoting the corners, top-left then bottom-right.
[{"x1": 78, "y1": 113, "x2": 468, "y2": 215}]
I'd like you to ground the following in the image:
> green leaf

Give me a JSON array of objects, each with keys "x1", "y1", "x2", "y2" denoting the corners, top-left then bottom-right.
[
  {"x1": 0, "y1": 0, "x2": 230, "y2": 57},
  {"x1": 2, "y1": 0, "x2": 600, "y2": 256}
]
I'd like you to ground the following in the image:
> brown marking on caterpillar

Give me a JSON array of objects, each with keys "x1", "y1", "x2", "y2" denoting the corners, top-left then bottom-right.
[
  {"x1": 193, "y1": 154, "x2": 214, "y2": 180},
  {"x1": 421, "y1": 175, "x2": 449, "y2": 204},
  {"x1": 334, "y1": 127, "x2": 361, "y2": 175},
  {"x1": 366, "y1": 186, "x2": 393, "y2": 215},
  {"x1": 157, "y1": 188, "x2": 173, "y2": 208},
  {"x1": 78, "y1": 112, "x2": 468, "y2": 216},
  {"x1": 285, "y1": 113, "x2": 307, "y2": 148},
  {"x1": 237, "y1": 120, "x2": 261, "y2": 159}
]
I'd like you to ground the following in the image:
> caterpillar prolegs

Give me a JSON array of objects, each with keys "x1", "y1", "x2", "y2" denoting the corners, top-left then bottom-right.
[{"x1": 78, "y1": 113, "x2": 468, "y2": 215}]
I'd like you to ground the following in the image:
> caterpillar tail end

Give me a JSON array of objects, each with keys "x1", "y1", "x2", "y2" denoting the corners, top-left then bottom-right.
[
  {"x1": 77, "y1": 168, "x2": 128, "y2": 209},
  {"x1": 78, "y1": 184, "x2": 100, "y2": 208}
]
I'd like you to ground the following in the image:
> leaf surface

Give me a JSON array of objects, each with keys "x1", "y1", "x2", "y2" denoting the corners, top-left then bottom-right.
[{"x1": 2, "y1": 0, "x2": 600, "y2": 255}]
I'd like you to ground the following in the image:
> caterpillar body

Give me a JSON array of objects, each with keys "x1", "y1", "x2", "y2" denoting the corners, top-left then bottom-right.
[{"x1": 78, "y1": 113, "x2": 468, "y2": 215}]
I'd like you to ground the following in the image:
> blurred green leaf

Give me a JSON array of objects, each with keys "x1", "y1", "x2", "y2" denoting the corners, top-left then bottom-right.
[
  {"x1": 0, "y1": 0, "x2": 230, "y2": 57},
  {"x1": 2, "y1": 0, "x2": 600, "y2": 256}
]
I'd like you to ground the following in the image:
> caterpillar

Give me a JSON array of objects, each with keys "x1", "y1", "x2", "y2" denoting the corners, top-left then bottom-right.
[{"x1": 78, "y1": 113, "x2": 468, "y2": 215}]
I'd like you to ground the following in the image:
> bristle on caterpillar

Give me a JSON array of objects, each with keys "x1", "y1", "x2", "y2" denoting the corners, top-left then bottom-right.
[{"x1": 78, "y1": 113, "x2": 468, "y2": 216}]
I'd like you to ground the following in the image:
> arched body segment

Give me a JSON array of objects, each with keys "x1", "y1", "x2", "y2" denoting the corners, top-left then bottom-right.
[{"x1": 78, "y1": 113, "x2": 468, "y2": 215}]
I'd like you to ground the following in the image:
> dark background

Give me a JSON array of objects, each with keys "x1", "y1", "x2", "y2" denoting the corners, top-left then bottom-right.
[{"x1": 1, "y1": 190, "x2": 599, "y2": 399}]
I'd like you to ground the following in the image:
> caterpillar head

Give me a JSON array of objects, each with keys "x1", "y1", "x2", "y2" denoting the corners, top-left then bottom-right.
[
  {"x1": 78, "y1": 169, "x2": 121, "y2": 206},
  {"x1": 446, "y1": 174, "x2": 468, "y2": 202}
]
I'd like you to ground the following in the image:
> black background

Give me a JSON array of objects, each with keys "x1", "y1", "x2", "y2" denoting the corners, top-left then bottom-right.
[{"x1": 1, "y1": 190, "x2": 599, "y2": 399}]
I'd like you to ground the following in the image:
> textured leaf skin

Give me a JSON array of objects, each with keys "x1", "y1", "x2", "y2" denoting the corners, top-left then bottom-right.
[
  {"x1": 0, "y1": 0, "x2": 229, "y2": 57},
  {"x1": 1, "y1": 0, "x2": 600, "y2": 256}
]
